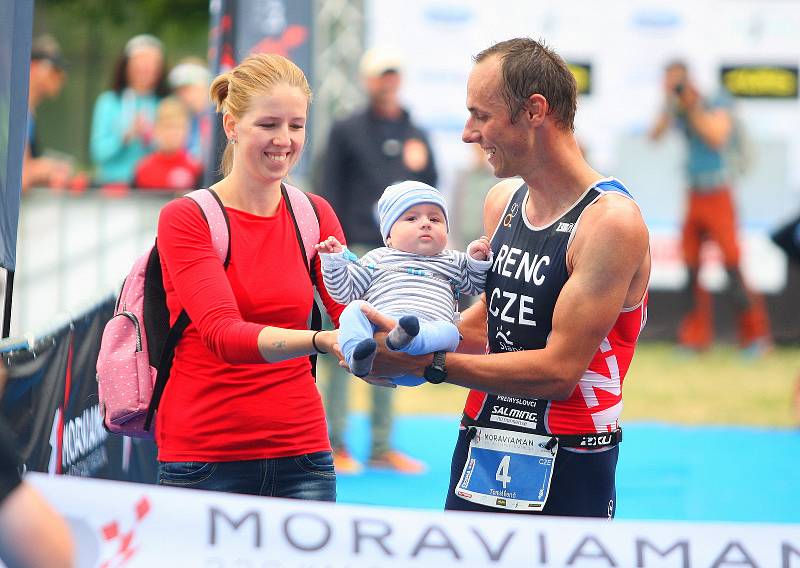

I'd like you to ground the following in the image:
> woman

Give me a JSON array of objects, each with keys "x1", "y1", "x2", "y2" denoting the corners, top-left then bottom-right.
[
  {"x1": 155, "y1": 53, "x2": 345, "y2": 500},
  {"x1": 90, "y1": 34, "x2": 168, "y2": 186}
]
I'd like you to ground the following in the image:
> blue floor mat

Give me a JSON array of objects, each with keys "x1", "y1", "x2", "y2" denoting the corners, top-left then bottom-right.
[{"x1": 336, "y1": 414, "x2": 800, "y2": 522}]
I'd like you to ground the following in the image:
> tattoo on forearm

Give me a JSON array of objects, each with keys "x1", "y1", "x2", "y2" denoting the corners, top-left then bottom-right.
[{"x1": 272, "y1": 340, "x2": 287, "y2": 350}]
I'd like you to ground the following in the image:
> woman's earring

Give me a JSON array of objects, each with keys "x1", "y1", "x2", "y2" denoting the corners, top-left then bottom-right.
[{"x1": 229, "y1": 138, "x2": 236, "y2": 145}]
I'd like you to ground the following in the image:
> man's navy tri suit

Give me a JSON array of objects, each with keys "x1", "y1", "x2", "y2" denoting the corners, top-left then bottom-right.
[{"x1": 445, "y1": 178, "x2": 648, "y2": 518}]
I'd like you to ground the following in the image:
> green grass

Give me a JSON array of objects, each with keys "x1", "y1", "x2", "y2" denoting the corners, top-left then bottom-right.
[
  {"x1": 317, "y1": 342, "x2": 800, "y2": 428},
  {"x1": 622, "y1": 342, "x2": 800, "y2": 427}
]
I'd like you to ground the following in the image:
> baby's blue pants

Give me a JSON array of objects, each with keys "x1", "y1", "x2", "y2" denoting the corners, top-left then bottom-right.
[{"x1": 338, "y1": 300, "x2": 460, "y2": 386}]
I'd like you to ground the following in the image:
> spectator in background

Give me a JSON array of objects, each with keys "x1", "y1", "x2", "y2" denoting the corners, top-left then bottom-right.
[
  {"x1": 316, "y1": 46, "x2": 438, "y2": 474},
  {"x1": 133, "y1": 97, "x2": 202, "y2": 191},
  {"x1": 90, "y1": 34, "x2": 167, "y2": 187},
  {"x1": 167, "y1": 58, "x2": 212, "y2": 164},
  {"x1": 0, "y1": 363, "x2": 74, "y2": 567},
  {"x1": 22, "y1": 34, "x2": 72, "y2": 192},
  {"x1": 649, "y1": 60, "x2": 770, "y2": 355}
]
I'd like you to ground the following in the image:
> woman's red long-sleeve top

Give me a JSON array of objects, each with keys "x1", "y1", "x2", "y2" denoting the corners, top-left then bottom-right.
[{"x1": 155, "y1": 191, "x2": 345, "y2": 462}]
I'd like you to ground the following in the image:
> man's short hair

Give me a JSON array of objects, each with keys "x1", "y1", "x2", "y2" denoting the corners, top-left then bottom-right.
[
  {"x1": 475, "y1": 37, "x2": 576, "y2": 131},
  {"x1": 31, "y1": 34, "x2": 66, "y2": 71}
]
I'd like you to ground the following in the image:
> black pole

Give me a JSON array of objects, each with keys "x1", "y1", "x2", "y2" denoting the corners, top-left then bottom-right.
[{"x1": 2, "y1": 270, "x2": 14, "y2": 339}]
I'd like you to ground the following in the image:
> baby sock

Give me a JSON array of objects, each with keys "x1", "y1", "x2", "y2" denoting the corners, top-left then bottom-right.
[
  {"x1": 351, "y1": 338, "x2": 378, "y2": 377},
  {"x1": 386, "y1": 315, "x2": 420, "y2": 351}
]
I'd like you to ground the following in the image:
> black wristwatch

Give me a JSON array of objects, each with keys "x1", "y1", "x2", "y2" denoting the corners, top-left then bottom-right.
[{"x1": 423, "y1": 351, "x2": 448, "y2": 384}]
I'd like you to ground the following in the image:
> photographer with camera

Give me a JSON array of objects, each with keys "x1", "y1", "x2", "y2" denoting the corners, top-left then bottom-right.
[{"x1": 649, "y1": 60, "x2": 770, "y2": 355}]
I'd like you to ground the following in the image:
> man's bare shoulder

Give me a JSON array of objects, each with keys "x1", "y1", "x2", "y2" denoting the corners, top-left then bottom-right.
[
  {"x1": 484, "y1": 178, "x2": 523, "y2": 235},
  {"x1": 570, "y1": 192, "x2": 649, "y2": 269},
  {"x1": 585, "y1": 192, "x2": 647, "y2": 233}
]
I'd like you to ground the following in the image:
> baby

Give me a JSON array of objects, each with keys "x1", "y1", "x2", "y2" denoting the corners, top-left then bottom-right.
[{"x1": 316, "y1": 180, "x2": 492, "y2": 385}]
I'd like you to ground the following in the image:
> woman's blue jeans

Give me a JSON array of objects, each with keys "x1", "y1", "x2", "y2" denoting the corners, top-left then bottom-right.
[{"x1": 158, "y1": 451, "x2": 336, "y2": 501}]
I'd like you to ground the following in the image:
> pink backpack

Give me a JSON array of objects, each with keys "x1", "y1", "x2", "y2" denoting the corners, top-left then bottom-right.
[{"x1": 96, "y1": 185, "x2": 320, "y2": 438}]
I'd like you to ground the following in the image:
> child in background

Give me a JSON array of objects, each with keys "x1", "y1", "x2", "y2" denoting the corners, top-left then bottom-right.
[
  {"x1": 133, "y1": 97, "x2": 202, "y2": 191},
  {"x1": 315, "y1": 180, "x2": 492, "y2": 385}
]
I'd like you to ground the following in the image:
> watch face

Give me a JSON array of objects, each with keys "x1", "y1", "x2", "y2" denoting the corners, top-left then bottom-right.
[
  {"x1": 425, "y1": 351, "x2": 447, "y2": 383},
  {"x1": 424, "y1": 365, "x2": 447, "y2": 384}
]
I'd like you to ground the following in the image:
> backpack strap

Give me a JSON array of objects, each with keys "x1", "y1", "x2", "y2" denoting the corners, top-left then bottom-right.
[
  {"x1": 283, "y1": 183, "x2": 320, "y2": 265},
  {"x1": 281, "y1": 183, "x2": 323, "y2": 377},
  {"x1": 145, "y1": 188, "x2": 230, "y2": 431},
  {"x1": 186, "y1": 188, "x2": 231, "y2": 265}
]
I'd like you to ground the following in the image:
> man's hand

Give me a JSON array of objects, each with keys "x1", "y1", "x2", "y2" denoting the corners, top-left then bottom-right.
[
  {"x1": 360, "y1": 302, "x2": 396, "y2": 333},
  {"x1": 315, "y1": 235, "x2": 344, "y2": 254},
  {"x1": 402, "y1": 138, "x2": 430, "y2": 172},
  {"x1": 359, "y1": 304, "x2": 432, "y2": 384},
  {"x1": 676, "y1": 82, "x2": 701, "y2": 111},
  {"x1": 334, "y1": 334, "x2": 398, "y2": 389}
]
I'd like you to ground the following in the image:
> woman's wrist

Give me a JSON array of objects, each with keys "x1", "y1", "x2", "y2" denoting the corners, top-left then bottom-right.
[{"x1": 311, "y1": 330, "x2": 328, "y2": 354}]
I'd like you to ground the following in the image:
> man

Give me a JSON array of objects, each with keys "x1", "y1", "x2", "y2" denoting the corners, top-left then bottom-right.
[
  {"x1": 366, "y1": 38, "x2": 650, "y2": 518},
  {"x1": 316, "y1": 47, "x2": 438, "y2": 474},
  {"x1": 22, "y1": 34, "x2": 72, "y2": 192},
  {"x1": 649, "y1": 60, "x2": 770, "y2": 354}
]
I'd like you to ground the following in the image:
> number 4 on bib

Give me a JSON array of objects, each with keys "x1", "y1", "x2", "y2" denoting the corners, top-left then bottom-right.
[{"x1": 496, "y1": 455, "x2": 512, "y2": 488}]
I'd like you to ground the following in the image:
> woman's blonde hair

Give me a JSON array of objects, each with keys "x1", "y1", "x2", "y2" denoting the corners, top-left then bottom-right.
[{"x1": 209, "y1": 53, "x2": 312, "y2": 176}]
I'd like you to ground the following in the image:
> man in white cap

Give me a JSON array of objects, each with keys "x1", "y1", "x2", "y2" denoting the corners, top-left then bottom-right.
[{"x1": 316, "y1": 47, "x2": 438, "y2": 473}]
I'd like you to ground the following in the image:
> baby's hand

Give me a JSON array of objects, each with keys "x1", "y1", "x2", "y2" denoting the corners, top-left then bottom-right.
[
  {"x1": 467, "y1": 236, "x2": 491, "y2": 260},
  {"x1": 315, "y1": 236, "x2": 343, "y2": 254}
]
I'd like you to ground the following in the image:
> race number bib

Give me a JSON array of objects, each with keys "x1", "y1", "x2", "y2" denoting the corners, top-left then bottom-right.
[{"x1": 455, "y1": 427, "x2": 557, "y2": 511}]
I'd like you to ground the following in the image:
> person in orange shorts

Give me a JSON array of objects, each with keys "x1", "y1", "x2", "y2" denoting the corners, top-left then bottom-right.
[{"x1": 650, "y1": 60, "x2": 770, "y2": 353}]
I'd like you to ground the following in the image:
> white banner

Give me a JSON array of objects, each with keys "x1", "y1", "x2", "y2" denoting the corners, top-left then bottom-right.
[
  {"x1": 366, "y1": 0, "x2": 800, "y2": 293},
  {"x1": 25, "y1": 473, "x2": 800, "y2": 568}
]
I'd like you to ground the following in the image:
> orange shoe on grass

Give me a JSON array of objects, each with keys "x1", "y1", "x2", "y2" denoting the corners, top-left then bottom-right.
[
  {"x1": 368, "y1": 450, "x2": 426, "y2": 474},
  {"x1": 332, "y1": 448, "x2": 362, "y2": 475}
]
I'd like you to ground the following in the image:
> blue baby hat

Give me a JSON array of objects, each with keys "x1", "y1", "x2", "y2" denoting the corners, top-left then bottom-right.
[{"x1": 377, "y1": 180, "x2": 449, "y2": 245}]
